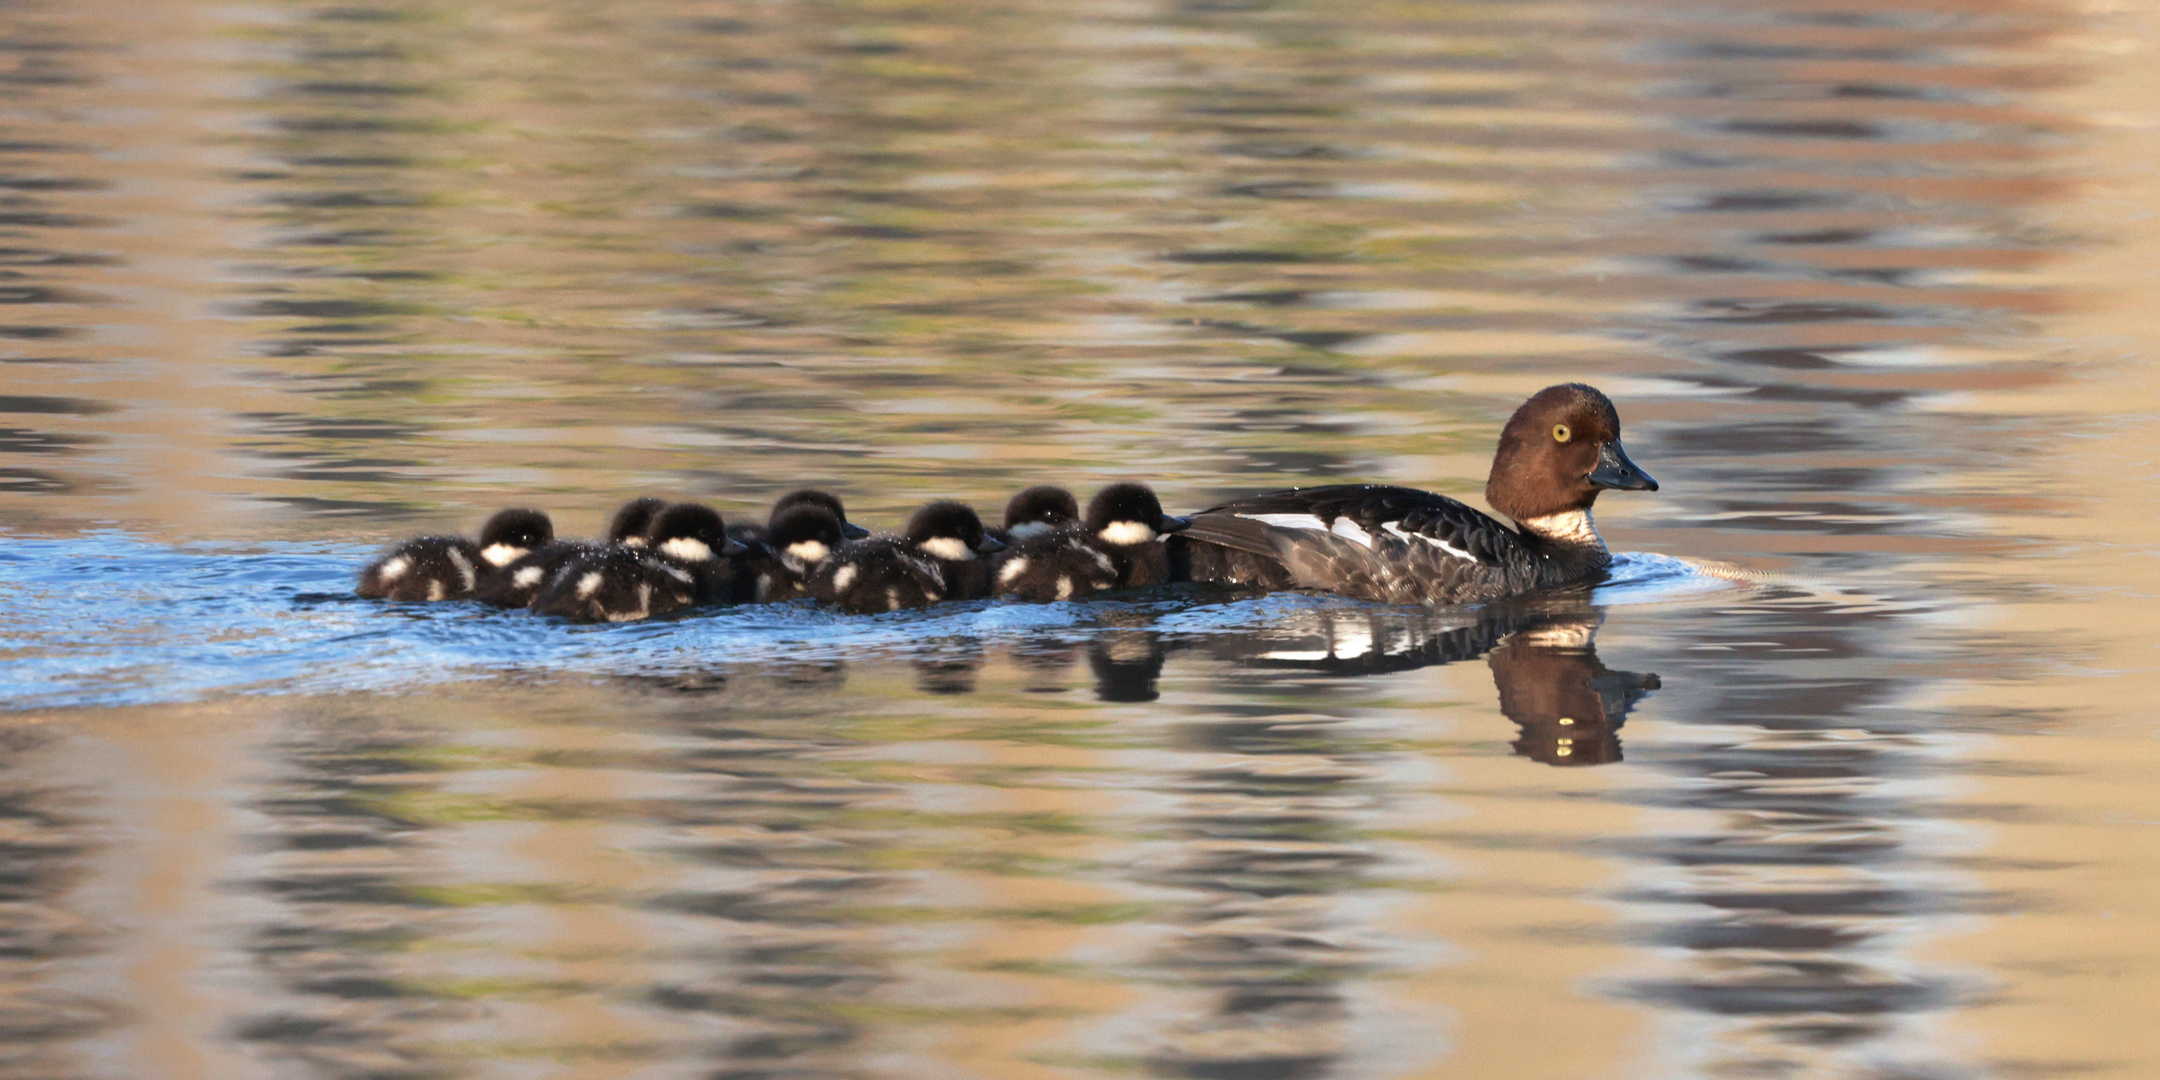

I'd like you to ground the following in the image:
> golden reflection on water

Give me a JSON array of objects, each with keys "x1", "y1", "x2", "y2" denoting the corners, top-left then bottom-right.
[{"x1": 1, "y1": 0, "x2": 2159, "y2": 1078}]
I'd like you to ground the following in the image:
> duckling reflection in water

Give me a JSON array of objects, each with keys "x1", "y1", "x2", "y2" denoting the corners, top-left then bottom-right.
[{"x1": 1214, "y1": 599, "x2": 1658, "y2": 766}]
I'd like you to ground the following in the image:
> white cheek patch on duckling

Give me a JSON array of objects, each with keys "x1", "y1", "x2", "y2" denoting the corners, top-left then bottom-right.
[
  {"x1": 620, "y1": 537, "x2": 646, "y2": 548},
  {"x1": 1009, "y1": 521, "x2": 1057, "y2": 540},
  {"x1": 784, "y1": 540, "x2": 829, "y2": 565},
  {"x1": 481, "y1": 543, "x2": 524, "y2": 568},
  {"x1": 660, "y1": 537, "x2": 714, "y2": 563},
  {"x1": 1097, "y1": 521, "x2": 1156, "y2": 546},
  {"x1": 996, "y1": 558, "x2": 1029, "y2": 585},
  {"x1": 832, "y1": 566, "x2": 858, "y2": 593},
  {"x1": 376, "y1": 555, "x2": 410, "y2": 582},
  {"x1": 576, "y1": 571, "x2": 604, "y2": 600},
  {"x1": 513, "y1": 565, "x2": 545, "y2": 589},
  {"x1": 918, "y1": 537, "x2": 973, "y2": 562},
  {"x1": 1382, "y1": 521, "x2": 1474, "y2": 562},
  {"x1": 446, "y1": 548, "x2": 475, "y2": 591}
]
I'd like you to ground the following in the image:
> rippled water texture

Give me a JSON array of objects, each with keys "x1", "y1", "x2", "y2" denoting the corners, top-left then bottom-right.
[{"x1": 3, "y1": 1, "x2": 2159, "y2": 1078}]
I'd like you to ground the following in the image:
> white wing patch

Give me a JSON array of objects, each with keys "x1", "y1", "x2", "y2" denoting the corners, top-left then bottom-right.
[
  {"x1": 996, "y1": 558, "x2": 1028, "y2": 585},
  {"x1": 445, "y1": 547, "x2": 475, "y2": 591},
  {"x1": 832, "y1": 565, "x2": 858, "y2": 592},
  {"x1": 1239, "y1": 513, "x2": 1328, "y2": 531},
  {"x1": 376, "y1": 555, "x2": 409, "y2": 582},
  {"x1": 513, "y1": 565, "x2": 544, "y2": 588},
  {"x1": 426, "y1": 580, "x2": 446, "y2": 602},
  {"x1": 576, "y1": 571, "x2": 604, "y2": 599},
  {"x1": 1382, "y1": 520, "x2": 1473, "y2": 562},
  {"x1": 1055, "y1": 576, "x2": 1073, "y2": 601},
  {"x1": 1329, "y1": 517, "x2": 1374, "y2": 548},
  {"x1": 661, "y1": 564, "x2": 693, "y2": 584},
  {"x1": 607, "y1": 583, "x2": 653, "y2": 622}
]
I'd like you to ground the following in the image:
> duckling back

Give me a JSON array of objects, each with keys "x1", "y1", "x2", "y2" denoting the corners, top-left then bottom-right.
[
  {"x1": 808, "y1": 540, "x2": 946, "y2": 614},
  {"x1": 356, "y1": 535, "x2": 481, "y2": 601},
  {"x1": 531, "y1": 547, "x2": 701, "y2": 623},
  {"x1": 988, "y1": 534, "x2": 1119, "y2": 602}
]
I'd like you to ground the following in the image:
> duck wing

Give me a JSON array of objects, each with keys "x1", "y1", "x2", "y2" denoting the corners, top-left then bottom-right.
[{"x1": 1183, "y1": 484, "x2": 1533, "y2": 604}]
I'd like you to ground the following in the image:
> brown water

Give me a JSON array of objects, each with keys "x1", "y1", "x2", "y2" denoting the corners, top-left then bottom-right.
[{"x1": 3, "y1": 0, "x2": 2160, "y2": 1077}]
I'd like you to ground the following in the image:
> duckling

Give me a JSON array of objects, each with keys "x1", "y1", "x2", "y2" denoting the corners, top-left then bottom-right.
[
  {"x1": 988, "y1": 482, "x2": 1188, "y2": 602},
  {"x1": 606, "y1": 496, "x2": 671, "y2": 548},
  {"x1": 734, "y1": 503, "x2": 847, "y2": 603},
  {"x1": 809, "y1": 500, "x2": 1004, "y2": 614},
  {"x1": 727, "y1": 488, "x2": 872, "y2": 545},
  {"x1": 356, "y1": 507, "x2": 552, "y2": 602},
  {"x1": 531, "y1": 503, "x2": 745, "y2": 622},
  {"x1": 474, "y1": 496, "x2": 670, "y2": 609},
  {"x1": 1084, "y1": 482, "x2": 1190, "y2": 589},
  {"x1": 989, "y1": 485, "x2": 1081, "y2": 545}
]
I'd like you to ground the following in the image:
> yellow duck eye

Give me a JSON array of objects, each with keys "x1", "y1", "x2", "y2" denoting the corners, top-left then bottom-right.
[{"x1": 1552, "y1": 423, "x2": 1571, "y2": 443}]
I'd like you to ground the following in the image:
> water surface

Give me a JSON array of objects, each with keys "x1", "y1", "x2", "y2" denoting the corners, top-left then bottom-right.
[{"x1": 4, "y1": 1, "x2": 2159, "y2": 1078}]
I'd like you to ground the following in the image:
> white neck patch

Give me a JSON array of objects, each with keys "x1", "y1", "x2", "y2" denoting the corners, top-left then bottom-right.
[
  {"x1": 480, "y1": 543, "x2": 525, "y2": 568},
  {"x1": 1518, "y1": 509, "x2": 1603, "y2": 548},
  {"x1": 1097, "y1": 520, "x2": 1156, "y2": 546},
  {"x1": 659, "y1": 537, "x2": 713, "y2": 563},
  {"x1": 918, "y1": 536, "x2": 974, "y2": 562}
]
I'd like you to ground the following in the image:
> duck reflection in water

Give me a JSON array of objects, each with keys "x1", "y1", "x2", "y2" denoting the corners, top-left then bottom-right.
[{"x1": 1213, "y1": 595, "x2": 1659, "y2": 766}]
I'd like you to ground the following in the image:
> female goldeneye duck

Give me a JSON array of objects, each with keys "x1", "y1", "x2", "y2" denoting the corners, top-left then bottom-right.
[
  {"x1": 531, "y1": 503, "x2": 747, "y2": 622},
  {"x1": 733, "y1": 503, "x2": 847, "y2": 603},
  {"x1": 1172, "y1": 382, "x2": 1659, "y2": 605},
  {"x1": 992, "y1": 485, "x2": 1081, "y2": 544},
  {"x1": 728, "y1": 488, "x2": 872, "y2": 545},
  {"x1": 809, "y1": 499, "x2": 1004, "y2": 613},
  {"x1": 474, "y1": 496, "x2": 671, "y2": 609},
  {"x1": 356, "y1": 507, "x2": 552, "y2": 602},
  {"x1": 987, "y1": 483, "x2": 1186, "y2": 602}
]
